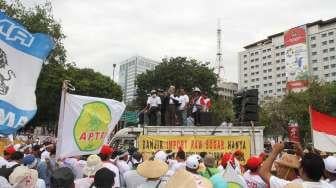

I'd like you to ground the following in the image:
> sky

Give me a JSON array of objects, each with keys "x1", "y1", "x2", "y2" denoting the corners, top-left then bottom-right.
[{"x1": 19, "y1": 0, "x2": 336, "y2": 82}]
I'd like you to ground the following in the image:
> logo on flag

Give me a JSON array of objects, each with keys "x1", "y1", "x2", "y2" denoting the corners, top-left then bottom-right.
[
  {"x1": 56, "y1": 94, "x2": 125, "y2": 158},
  {"x1": 0, "y1": 12, "x2": 54, "y2": 135}
]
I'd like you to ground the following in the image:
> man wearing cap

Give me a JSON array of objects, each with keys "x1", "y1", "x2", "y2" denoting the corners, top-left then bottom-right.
[
  {"x1": 147, "y1": 89, "x2": 161, "y2": 126},
  {"x1": 185, "y1": 155, "x2": 213, "y2": 187},
  {"x1": 243, "y1": 156, "x2": 266, "y2": 188},
  {"x1": 190, "y1": 87, "x2": 203, "y2": 125},
  {"x1": 116, "y1": 149, "x2": 131, "y2": 175},
  {"x1": 99, "y1": 145, "x2": 120, "y2": 188},
  {"x1": 22, "y1": 154, "x2": 46, "y2": 188},
  {"x1": 324, "y1": 156, "x2": 336, "y2": 187},
  {"x1": 0, "y1": 146, "x2": 16, "y2": 167}
]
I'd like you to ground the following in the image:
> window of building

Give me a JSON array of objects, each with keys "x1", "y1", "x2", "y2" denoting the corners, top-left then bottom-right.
[
  {"x1": 244, "y1": 67, "x2": 247, "y2": 70},
  {"x1": 331, "y1": 64, "x2": 336, "y2": 68},
  {"x1": 275, "y1": 46, "x2": 279, "y2": 49},
  {"x1": 269, "y1": 83, "x2": 272, "y2": 86},
  {"x1": 263, "y1": 56, "x2": 266, "y2": 59},
  {"x1": 313, "y1": 67, "x2": 318, "y2": 71},
  {"x1": 281, "y1": 44, "x2": 285, "y2": 48},
  {"x1": 323, "y1": 49, "x2": 328, "y2": 53},
  {"x1": 244, "y1": 80, "x2": 248, "y2": 83},
  {"x1": 332, "y1": 72, "x2": 336, "y2": 77},
  {"x1": 314, "y1": 75, "x2": 319, "y2": 79},
  {"x1": 255, "y1": 51, "x2": 259, "y2": 55},
  {"x1": 277, "y1": 89, "x2": 281, "y2": 92},
  {"x1": 277, "y1": 81, "x2": 281, "y2": 85},
  {"x1": 323, "y1": 57, "x2": 329, "y2": 62},
  {"x1": 243, "y1": 55, "x2": 247, "y2": 58},
  {"x1": 267, "y1": 48, "x2": 271, "y2": 52},
  {"x1": 263, "y1": 63, "x2": 267, "y2": 66},
  {"x1": 281, "y1": 59, "x2": 285, "y2": 62},
  {"x1": 276, "y1": 60, "x2": 280, "y2": 63},
  {"x1": 328, "y1": 31, "x2": 334, "y2": 36},
  {"x1": 276, "y1": 53, "x2": 280, "y2": 56},
  {"x1": 244, "y1": 61, "x2": 247, "y2": 64},
  {"x1": 255, "y1": 65, "x2": 259, "y2": 68},
  {"x1": 263, "y1": 77, "x2": 267, "y2": 80},
  {"x1": 268, "y1": 76, "x2": 272, "y2": 79},
  {"x1": 330, "y1": 47, "x2": 335, "y2": 52},
  {"x1": 244, "y1": 73, "x2": 247, "y2": 77},
  {"x1": 251, "y1": 86, "x2": 255, "y2": 89},
  {"x1": 322, "y1": 33, "x2": 327, "y2": 37},
  {"x1": 256, "y1": 85, "x2": 260, "y2": 88},
  {"x1": 251, "y1": 72, "x2": 255, "y2": 75},
  {"x1": 322, "y1": 41, "x2": 327, "y2": 45},
  {"x1": 263, "y1": 84, "x2": 267, "y2": 87},
  {"x1": 244, "y1": 87, "x2": 247, "y2": 89},
  {"x1": 329, "y1": 39, "x2": 334, "y2": 44},
  {"x1": 255, "y1": 58, "x2": 259, "y2": 61},
  {"x1": 262, "y1": 49, "x2": 266, "y2": 53},
  {"x1": 281, "y1": 51, "x2": 285, "y2": 55},
  {"x1": 312, "y1": 59, "x2": 318, "y2": 63},
  {"x1": 282, "y1": 80, "x2": 286, "y2": 84},
  {"x1": 282, "y1": 73, "x2": 286, "y2": 77},
  {"x1": 269, "y1": 90, "x2": 273, "y2": 93},
  {"x1": 311, "y1": 44, "x2": 316, "y2": 48},
  {"x1": 251, "y1": 59, "x2": 254, "y2": 62},
  {"x1": 251, "y1": 79, "x2": 255, "y2": 82},
  {"x1": 312, "y1": 52, "x2": 317, "y2": 56},
  {"x1": 311, "y1": 36, "x2": 316, "y2": 40},
  {"x1": 277, "y1": 74, "x2": 281, "y2": 77},
  {"x1": 256, "y1": 78, "x2": 259, "y2": 81},
  {"x1": 268, "y1": 62, "x2": 272, "y2": 65},
  {"x1": 282, "y1": 88, "x2": 286, "y2": 92},
  {"x1": 264, "y1": 90, "x2": 267, "y2": 94},
  {"x1": 276, "y1": 67, "x2": 280, "y2": 70},
  {"x1": 263, "y1": 70, "x2": 267, "y2": 73},
  {"x1": 256, "y1": 71, "x2": 259, "y2": 74},
  {"x1": 251, "y1": 66, "x2": 254, "y2": 69},
  {"x1": 267, "y1": 55, "x2": 271, "y2": 58},
  {"x1": 251, "y1": 53, "x2": 254, "y2": 56},
  {"x1": 331, "y1": 56, "x2": 335, "y2": 60},
  {"x1": 324, "y1": 65, "x2": 329, "y2": 69},
  {"x1": 268, "y1": 69, "x2": 272, "y2": 72},
  {"x1": 325, "y1": 73, "x2": 329, "y2": 77}
]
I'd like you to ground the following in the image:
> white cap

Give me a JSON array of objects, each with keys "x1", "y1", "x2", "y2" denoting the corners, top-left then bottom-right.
[
  {"x1": 186, "y1": 155, "x2": 199, "y2": 170},
  {"x1": 154, "y1": 150, "x2": 167, "y2": 162},
  {"x1": 193, "y1": 87, "x2": 201, "y2": 92},
  {"x1": 324, "y1": 156, "x2": 336, "y2": 174}
]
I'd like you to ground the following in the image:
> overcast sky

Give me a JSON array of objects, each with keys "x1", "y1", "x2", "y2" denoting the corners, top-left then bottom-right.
[{"x1": 21, "y1": 0, "x2": 336, "y2": 82}]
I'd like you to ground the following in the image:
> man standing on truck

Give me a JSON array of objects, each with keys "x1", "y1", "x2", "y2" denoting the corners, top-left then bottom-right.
[{"x1": 146, "y1": 90, "x2": 161, "y2": 126}]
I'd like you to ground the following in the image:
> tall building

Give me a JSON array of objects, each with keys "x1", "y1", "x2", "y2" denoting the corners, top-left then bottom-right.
[
  {"x1": 118, "y1": 56, "x2": 160, "y2": 103},
  {"x1": 217, "y1": 81, "x2": 238, "y2": 100},
  {"x1": 239, "y1": 18, "x2": 336, "y2": 101}
]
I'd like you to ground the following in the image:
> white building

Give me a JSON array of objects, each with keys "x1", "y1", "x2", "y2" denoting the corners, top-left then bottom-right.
[
  {"x1": 118, "y1": 56, "x2": 160, "y2": 103},
  {"x1": 239, "y1": 17, "x2": 336, "y2": 101},
  {"x1": 217, "y1": 81, "x2": 238, "y2": 100}
]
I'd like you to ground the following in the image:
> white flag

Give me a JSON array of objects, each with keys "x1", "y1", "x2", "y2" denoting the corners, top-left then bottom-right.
[
  {"x1": 0, "y1": 12, "x2": 54, "y2": 134},
  {"x1": 56, "y1": 93, "x2": 125, "y2": 158}
]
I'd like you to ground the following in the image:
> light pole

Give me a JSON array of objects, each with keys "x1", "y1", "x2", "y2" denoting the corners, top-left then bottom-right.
[{"x1": 112, "y1": 63, "x2": 116, "y2": 81}]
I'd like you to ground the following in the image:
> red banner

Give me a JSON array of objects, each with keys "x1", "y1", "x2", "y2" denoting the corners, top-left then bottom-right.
[
  {"x1": 288, "y1": 123, "x2": 300, "y2": 142},
  {"x1": 284, "y1": 27, "x2": 306, "y2": 47}
]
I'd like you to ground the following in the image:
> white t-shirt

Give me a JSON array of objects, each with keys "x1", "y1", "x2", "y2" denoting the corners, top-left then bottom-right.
[
  {"x1": 75, "y1": 177, "x2": 94, "y2": 188},
  {"x1": 147, "y1": 96, "x2": 161, "y2": 108},
  {"x1": 178, "y1": 95, "x2": 189, "y2": 110},
  {"x1": 123, "y1": 170, "x2": 145, "y2": 188},
  {"x1": 329, "y1": 180, "x2": 336, "y2": 187},
  {"x1": 243, "y1": 170, "x2": 266, "y2": 188},
  {"x1": 270, "y1": 175, "x2": 303, "y2": 188},
  {"x1": 37, "y1": 178, "x2": 46, "y2": 188},
  {"x1": 116, "y1": 160, "x2": 131, "y2": 175},
  {"x1": 103, "y1": 162, "x2": 120, "y2": 187},
  {"x1": 41, "y1": 150, "x2": 50, "y2": 161}
]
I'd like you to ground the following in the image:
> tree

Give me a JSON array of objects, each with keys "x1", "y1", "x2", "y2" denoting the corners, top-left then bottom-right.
[
  {"x1": 260, "y1": 81, "x2": 336, "y2": 143},
  {"x1": 211, "y1": 97, "x2": 234, "y2": 125},
  {"x1": 136, "y1": 57, "x2": 218, "y2": 108}
]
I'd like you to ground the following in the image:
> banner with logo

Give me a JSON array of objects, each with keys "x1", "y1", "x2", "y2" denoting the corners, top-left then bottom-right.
[
  {"x1": 284, "y1": 26, "x2": 308, "y2": 82},
  {"x1": 139, "y1": 135, "x2": 251, "y2": 161},
  {"x1": 0, "y1": 12, "x2": 54, "y2": 135},
  {"x1": 56, "y1": 93, "x2": 125, "y2": 158}
]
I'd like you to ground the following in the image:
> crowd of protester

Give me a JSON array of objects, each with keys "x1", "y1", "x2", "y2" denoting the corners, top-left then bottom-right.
[
  {"x1": 0, "y1": 139, "x2": 335, "y2": 188},
  {"x1": 140, "y1": 85, "x2": 212, "y2": 126}
]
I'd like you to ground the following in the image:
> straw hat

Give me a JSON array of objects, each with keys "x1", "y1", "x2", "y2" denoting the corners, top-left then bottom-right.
[
  {"x1": 166, "y1": 169, "x2": 212, "y2": 188},
  {"x1": 137, "y1": 159, "x2": 168, "y2": 179},
  {"x1": 9, "y1": 166, "x2": 38, "y2": 188},
  {"x1": 284, "y1": 183, "x2": 303, "y2": 188},
  {"x1": 275, "y1": 153, "x2": 300, "y2": 169},
  {"x1": 83, "y1": 154, "x2": 103, "y2": 177}
]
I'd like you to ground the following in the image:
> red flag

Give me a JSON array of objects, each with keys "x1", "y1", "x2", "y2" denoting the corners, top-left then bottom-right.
[{"x1": 309, "y1": 107, "x2": 336, "y2": 152}]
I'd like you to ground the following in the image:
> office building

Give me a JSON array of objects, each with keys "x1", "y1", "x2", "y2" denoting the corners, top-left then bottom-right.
[
  {"x1": 118, "y1": 56, "x2": 160, "y2": 103},
  {"x1": 217, "y1": 81, "x2": 238, "y2": 100},
  {"x1": 239, "y1": 17, "x2": 336, "y2": 101}
]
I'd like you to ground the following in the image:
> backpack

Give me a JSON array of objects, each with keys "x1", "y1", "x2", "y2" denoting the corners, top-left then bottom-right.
[{"x1": 0, "y1": 163, "x2": 20, "y2": 181}]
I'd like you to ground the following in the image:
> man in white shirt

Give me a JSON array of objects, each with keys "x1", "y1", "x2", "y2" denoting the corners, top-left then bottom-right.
[
  {"x1": 177, "y1": 88, "x2": 189, "y2": 126},
  {"x1": 147, "y1": 90, "x2": 161, "y2": 126},
  {"x1": 259, "y1": 142, "x2": 333, "y2": 188},
  {"x1": 99, "y1": 145, "x2": 120, "y2": 188},
  {"x1": 243, "y1": 156, "x2": 266, "y2": 188}
]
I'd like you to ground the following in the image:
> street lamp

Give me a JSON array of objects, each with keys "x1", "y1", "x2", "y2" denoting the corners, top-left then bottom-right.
[{"x1": 112, "y1": 63, "x2": 116, "y2": 81}]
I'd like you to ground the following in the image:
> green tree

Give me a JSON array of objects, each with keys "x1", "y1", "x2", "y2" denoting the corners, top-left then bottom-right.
[
  {"x1": 211, "y1": 97, "x2": 234, "y2": 125},
  {"x1": 136, "y1": 57, "x2": 218, "y2": 107}
]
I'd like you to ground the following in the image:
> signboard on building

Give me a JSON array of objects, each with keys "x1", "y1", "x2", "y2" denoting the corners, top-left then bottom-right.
[
  {"x1": 286, "y1": 80, "x2": 309, "y2": 92},
  {"x1": 284, "y1": 26, "x2": 309, "y2": 82}
]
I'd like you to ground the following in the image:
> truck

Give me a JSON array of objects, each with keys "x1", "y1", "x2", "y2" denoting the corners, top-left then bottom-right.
[{"x1": 110, "y1": 125, "x2": 265, "y2": 155}]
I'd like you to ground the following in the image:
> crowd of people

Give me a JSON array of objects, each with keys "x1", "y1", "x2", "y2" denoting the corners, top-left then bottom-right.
[
  {"x1": 140, "y1": 85, "x2": 212, "y2": 126},
  {"x1": 0, "y1": 139, "x2": 335, "y2": 188}
]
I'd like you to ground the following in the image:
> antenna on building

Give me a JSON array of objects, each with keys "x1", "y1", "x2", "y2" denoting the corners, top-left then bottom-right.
[{"x1": 216, "y1": 18, "x2": 224, "y2": 81}]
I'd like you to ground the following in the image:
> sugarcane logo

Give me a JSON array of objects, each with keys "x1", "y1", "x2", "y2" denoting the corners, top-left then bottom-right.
[
  {"x1": 73, "y1": 101, "x2": 112, "y2": 151},
  {"x1": 0, "y1": 48, "x2": 16, "y2": 95}
]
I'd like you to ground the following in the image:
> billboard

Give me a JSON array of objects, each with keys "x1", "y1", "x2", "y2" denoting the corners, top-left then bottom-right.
[{"x1": 284, "y1": 26, "x2": 308, "y2": 82}]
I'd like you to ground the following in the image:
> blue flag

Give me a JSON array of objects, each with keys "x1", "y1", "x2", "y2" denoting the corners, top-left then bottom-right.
[{"x1": 0, "y1": 12, "x2": 54, "y2": 135}]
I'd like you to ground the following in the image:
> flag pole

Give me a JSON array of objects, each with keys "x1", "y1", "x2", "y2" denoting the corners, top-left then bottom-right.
[
  {"x1": 55, "y1": 80, "x2": 74, "y2": 158},
  {"x1": 308, "y1": 105, "x2": 315, "y2": 151}
]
